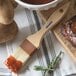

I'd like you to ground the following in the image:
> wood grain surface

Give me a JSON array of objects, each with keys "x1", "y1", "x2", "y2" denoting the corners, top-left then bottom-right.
[{"x1": 38, "y1": 0, "x2": 76, "y2": 62}]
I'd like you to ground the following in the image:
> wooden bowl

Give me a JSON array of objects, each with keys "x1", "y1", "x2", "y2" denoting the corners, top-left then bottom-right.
[{"x1": 0, "y1": 21, "x2": 18, "y2": 43}]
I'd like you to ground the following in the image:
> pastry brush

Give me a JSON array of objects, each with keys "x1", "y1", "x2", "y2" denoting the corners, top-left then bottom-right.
[{"x1": 4, "y1": 2, "x2": 70, "y2": 73}]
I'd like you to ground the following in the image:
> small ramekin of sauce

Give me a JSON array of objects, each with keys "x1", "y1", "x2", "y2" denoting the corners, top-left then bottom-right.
[{"x1": 15, "y1": 0, "x2": 63, "y2": 10}]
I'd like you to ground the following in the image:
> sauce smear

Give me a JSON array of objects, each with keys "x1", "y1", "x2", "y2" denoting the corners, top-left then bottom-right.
[{"x1": 5, "y1": 56, "x2": 22, "y2": 73}]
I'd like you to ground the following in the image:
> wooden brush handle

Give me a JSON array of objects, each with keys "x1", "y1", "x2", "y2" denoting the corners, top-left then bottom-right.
[
  {"x1": 27, "y1": 2, "x2": 70, "y2": 48},
  {"x1": 4, "y1": 2, "x2": 70, "y2": 73}
]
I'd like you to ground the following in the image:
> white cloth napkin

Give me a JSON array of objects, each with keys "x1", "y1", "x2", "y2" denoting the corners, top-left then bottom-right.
[{"x1": 0, "y1": 5, "x2": 76, "y2": 76}]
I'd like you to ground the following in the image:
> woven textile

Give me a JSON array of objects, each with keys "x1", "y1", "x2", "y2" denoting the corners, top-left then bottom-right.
[{"x1": 0, "y1": 5, "x2": 76, "y2": 76}]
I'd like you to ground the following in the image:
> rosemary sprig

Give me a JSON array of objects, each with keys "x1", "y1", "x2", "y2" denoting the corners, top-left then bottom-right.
[{"x1": 34, "y1": 51, "x2": 64, "y2": 76}]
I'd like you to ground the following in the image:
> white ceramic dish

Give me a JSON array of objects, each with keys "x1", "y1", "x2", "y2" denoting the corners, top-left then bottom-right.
[{"x1": 15, "y1": 0, "x2": 63, "y2": 10}]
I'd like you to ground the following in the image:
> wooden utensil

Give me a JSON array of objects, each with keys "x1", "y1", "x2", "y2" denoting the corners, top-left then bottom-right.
[
  {"x1": 0, "y1": 21, "x2": 18, "y2": 43},
  {"x1": 0, "y1": 0, "x2": 18, "y2": 43},
  {"x1": 5, "y1": 2, "x2": 70, "y2": 73}
]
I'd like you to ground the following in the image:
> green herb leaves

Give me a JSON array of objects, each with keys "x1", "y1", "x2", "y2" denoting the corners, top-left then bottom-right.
[{"x1": 34, "y1": 51, "x2": 64, "y2": 76}]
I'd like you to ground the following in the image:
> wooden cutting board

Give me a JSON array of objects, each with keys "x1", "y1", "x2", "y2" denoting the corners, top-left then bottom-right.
[{"x1": 37, "y1": 0, "x2": 76, "y2": 62}]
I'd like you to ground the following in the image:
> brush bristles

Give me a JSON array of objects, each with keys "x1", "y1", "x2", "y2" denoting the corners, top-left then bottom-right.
[
  {"x1": 5, "y1": 39, "x2": 37, "y2": 73},
  {"x1": 12, "y1": 47, "x2": 30, "y2": 63},
  {"x1": 5, "y1": 47, "x2": 30, "y2": 73}
]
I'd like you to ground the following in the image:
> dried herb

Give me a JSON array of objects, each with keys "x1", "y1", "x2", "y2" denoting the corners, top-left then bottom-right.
[{"x1": 34, "y1": 51, "x2": 64, "y2": 76}]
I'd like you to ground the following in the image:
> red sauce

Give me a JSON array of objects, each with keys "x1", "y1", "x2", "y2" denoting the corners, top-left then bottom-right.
[
  {"x1": 22, "y1": 0, "x2": 54, "y2": 5},
  {"x1": 5, "y1": 56, "x2": 22, "y2": 73}
]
